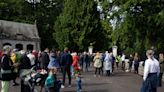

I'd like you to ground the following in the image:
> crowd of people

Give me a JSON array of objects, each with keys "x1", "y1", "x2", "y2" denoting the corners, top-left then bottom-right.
[{"x1": 0, "y1": 46, "x2": 164, "y2": 92}]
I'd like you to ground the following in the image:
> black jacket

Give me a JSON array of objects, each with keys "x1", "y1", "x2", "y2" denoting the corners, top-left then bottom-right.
[
  {"x1": 0, "y1": 54, "x2": 14, "y2": 81},
  {"x1": 19, "y1": 54, "x2": 31, "y2": 69},
  {"x1": 1, "y1": 54, "x2": 13, "y2": 70},
  {"x1": 61, "y1": 52, "x2": 73, "y2": 68},
  {"x1": 40, "y1": 52, "x2": 50, "y2": 65}
]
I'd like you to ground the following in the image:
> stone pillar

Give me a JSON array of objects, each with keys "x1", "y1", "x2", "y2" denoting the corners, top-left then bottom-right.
[
  {"x1": 88, "y1": 46, "x2": 93, "y2": 55},
  {"x1": 112, "y1": 46, "x2": 117, "y2": 57}
]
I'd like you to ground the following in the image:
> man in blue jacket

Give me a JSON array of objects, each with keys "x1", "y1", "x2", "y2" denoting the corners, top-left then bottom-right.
[{"x1": 60, "y1": 48, "x2": 73, "y2": 88}]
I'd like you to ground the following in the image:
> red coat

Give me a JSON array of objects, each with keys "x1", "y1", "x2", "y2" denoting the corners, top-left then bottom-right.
[
  {"x1": 72, "y1": 55, "x2": 79, "y2": 71},
  {"x1": 0, "y1": 50, "x2": 2, "y2": 59}
]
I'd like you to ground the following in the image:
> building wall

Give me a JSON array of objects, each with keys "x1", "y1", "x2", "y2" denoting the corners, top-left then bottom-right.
[{"x1": 0, "y1": 39, "x2": 40, "y2": 51}]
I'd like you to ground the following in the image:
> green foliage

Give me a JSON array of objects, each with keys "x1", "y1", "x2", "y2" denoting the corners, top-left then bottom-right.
[
  {"x1": 0, "y1": 0, "x2": 63, "y2": 50},
  {"x1": 36, "y1": 0, "x2": 63, "y2": 50},
  {"x1": 108, "y1": 0, "x2": 164, "y2": 56},
  {"x1": 0, "y1": 0, "x2": 34, "y2": 22},
  {"x1": 54, "y1": 0, "x2": 110, "y2": 51},
  {"x1": 0, "y1": 0, "x2": 113, "y2": 51}
]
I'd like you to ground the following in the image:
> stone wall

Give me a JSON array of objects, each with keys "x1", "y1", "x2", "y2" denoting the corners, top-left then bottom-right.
[{"x1": 0, "y1": 39, "x2": 40, "y2": 50}]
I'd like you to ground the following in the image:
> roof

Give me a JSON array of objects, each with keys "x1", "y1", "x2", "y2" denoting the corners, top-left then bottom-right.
[{"x1": 0, "y1": 20, "x2": 40, "y2": 40}]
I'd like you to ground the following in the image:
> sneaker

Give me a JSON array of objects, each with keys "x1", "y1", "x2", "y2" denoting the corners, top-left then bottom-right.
[
  {"x1": 61, "y1": 85, "x2": 65, "y2": 88},
  {"x1": 94, "y1": 75, "x2": 97, "y2": 77}
]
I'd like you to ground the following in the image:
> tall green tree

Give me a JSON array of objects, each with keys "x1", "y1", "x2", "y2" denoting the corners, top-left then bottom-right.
[
  {"x1": 0, "y1": 0, "x2": 35, "y2": 23},
  {"x1": 36, "y1": 0, "x2": 63, "y2": 50},
  {"x1": 54, "y1": 0, "x2": 108, "y2": 51},
  {"x1": 0, "y1": 0, "x2": 63, "y2": 50},
  {"x1": 107, "y1": 0, "x2": 164, "y2": 56}
]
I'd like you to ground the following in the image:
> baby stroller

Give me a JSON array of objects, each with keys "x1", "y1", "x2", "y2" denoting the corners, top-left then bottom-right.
[{"x1": 20, "y1": 67, "x2": 48, "y2": 92}]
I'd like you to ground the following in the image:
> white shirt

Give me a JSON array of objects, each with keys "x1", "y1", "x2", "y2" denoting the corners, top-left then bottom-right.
[
  {"x1": 143, "y1": 58, "x2": 160, "y2": 80},
  {"x1": 121, "y1": 54, "x2": 125, "y2": 61},
  {"x1": 27, "y1": 53, "x2": 36, "y2": 66}
]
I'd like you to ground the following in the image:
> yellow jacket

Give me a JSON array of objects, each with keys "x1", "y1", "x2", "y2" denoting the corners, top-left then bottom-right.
[{"x1": 11, "y1": 53, "x2": 16, "y2": 63}]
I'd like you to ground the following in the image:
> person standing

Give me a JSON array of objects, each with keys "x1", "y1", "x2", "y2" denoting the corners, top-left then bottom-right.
[
  {"x1": 48, "y1": 50, "x2": 60, "y2": 69},
  {"x1": 27, "y1": 51, "x2": 36, "y2": 67},
  {"x1": 104, "y1": 52, "x2": 113, "y2": 76},
  {"x1": 134, "y1": 53, "x2": 140, "y2": 74},
  {"x1": 121, "y1": 53, "x2": 126, "y2": 71},
  {"x1": 159, "y1": 53, "x2": 164, "y2": 87},
  {"x1": 56, "y1": 51, "x2": 62, "y2": 71},
  {"x1": 10, "y1": 49, "x2": 19, "y2": 86},
  {"x1": 141, "y1": 50, "x2": 160, "y2": 92},
  {"x1": 32, "y1": 50, "x2": 39, "y2": 69},
  {"x1": 83, "y1": 52, "x2": 89, "y2": 72},
  {"x1": 40, "y1": 48, "x2": 50, "y2": 71},
  {"x1": 128, "y1": 54, "x2": 133, "y2": 72},
  {"x1": 72, "y1": 52, "x2": 81, "y2": 92},
  {"x1": 116, "y1": 55, "x2": 121, "y2": 69},
  {"x1": 93, "y1": 52, "x2": 102, "y2": 77},
  {"x1": 60, "y1": 48, "x2": 73, "y2": 88},
  {"x1": 75, "y1": 71, "x2": 82, "y2": 92},
  {"x1": 100, "y1": 52, "x2": 106, "y2": 75},
  {"x1": 111, "y1": 53, "x2": 115, "y2": 72},
  {"x1": 72, "y1": 52, "x2": 79, "y2": 76},
  {"x1": 19, "y1": 50, "x2": 32, "y2": 92},
  {"x1": 79, "y1": 53, "x2": 84, "y2": 72},
  {"x1": 0, "y1": 47, "x2": 16, "y2": 92}
]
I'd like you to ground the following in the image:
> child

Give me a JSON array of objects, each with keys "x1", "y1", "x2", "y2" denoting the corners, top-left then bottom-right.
[
  {"x1": 45, "y1": 67, "x2": 61, "y2": 92},
  {"x1": 75, "y1": 70, "x2": 82, "y2": 92}
]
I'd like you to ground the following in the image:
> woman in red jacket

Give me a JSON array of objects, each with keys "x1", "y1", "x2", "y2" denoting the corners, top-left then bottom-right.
[{"x1": 72, "y1": 52, "x2": 80, "y2": 75}]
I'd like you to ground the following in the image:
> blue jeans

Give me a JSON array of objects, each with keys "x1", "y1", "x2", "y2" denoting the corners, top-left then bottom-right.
[{"x1": 76, "y1": 78, "x2": 82, "y2": 92}]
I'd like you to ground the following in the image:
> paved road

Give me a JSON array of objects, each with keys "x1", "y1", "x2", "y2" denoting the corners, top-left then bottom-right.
[
  {"x1": 1, "y1": 68, "x2": 164, "y2": 92},
  {"x1": 61, "y1": 69, "x2": 164, "y2": 92}
]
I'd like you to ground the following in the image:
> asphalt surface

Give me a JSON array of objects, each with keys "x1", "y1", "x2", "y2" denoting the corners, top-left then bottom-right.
[{"x1": 1, "y1": 68, "x2": 164, "y2": 92}]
